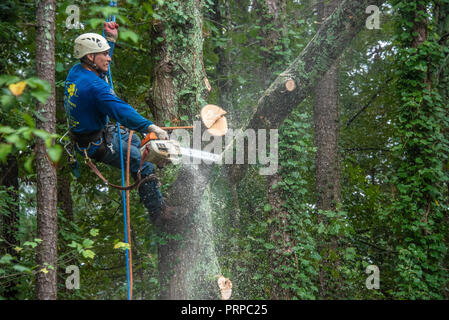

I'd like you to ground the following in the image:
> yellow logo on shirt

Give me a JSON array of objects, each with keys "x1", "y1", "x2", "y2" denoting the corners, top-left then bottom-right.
[{"x1": 68, "y1": 83, "x2": 77, "y2": 97}]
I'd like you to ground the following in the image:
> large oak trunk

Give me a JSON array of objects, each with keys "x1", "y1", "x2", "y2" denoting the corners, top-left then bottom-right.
[
  {"x1": 313, "y1": 0, "x2": 342, "y2": 299},
  {"x1": 149, "y1": 0, "x2": 221, "y2": 299}
]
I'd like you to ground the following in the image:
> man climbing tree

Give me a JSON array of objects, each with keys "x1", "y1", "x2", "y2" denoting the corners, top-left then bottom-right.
[{"x1": 64, "y1": 22, "x2": 169, "y2": 224}]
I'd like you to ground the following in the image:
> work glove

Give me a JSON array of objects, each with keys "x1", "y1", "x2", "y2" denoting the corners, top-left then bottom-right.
[
  {"x1": 148, "y1": 124, "x2": 169, "y2": 140},
  {"x1": 104, "y1": 21, "x2": 119, "y2": 43}
]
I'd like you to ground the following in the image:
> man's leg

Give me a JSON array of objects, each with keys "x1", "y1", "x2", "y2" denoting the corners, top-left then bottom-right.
[{"x1": 100, "y1": 127, "x2": 163, "y2": 222}]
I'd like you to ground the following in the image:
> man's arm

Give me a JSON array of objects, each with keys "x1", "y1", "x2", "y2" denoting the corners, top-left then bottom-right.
[
  {"x1": 93, "y1": 79, "x2": 168, "y2": 138},
  {"x1": 104, "y1": 22, "x2": 119, "y2": 57}
]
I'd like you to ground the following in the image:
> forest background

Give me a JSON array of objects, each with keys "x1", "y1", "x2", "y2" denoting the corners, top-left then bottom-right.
[{"x1": 1, "y1": 0, "x2": 449, "y2": 300}]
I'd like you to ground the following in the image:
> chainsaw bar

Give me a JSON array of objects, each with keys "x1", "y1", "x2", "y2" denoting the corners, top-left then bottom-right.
[
  {"x1": 179, "y1": 147, "x2": 221, "y2": 163},
  {"x1": 141, "y1": 139, "x2": 222, "y2": 165}
]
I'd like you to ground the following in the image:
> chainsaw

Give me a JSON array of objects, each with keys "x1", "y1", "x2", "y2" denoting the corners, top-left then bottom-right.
[{"x1": 140, "y1": 105, "x2": 227, "y2": 166}]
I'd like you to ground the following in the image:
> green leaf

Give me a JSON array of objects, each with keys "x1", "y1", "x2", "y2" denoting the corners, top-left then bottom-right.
[
  {"x1": 12, "y1": 265, "x2": 31, "y2": 273},
  {"x1": 24, "y1": 155, "x2": 34, "y2": 173},
  {"x1": 30, "y1": 89, "x2": 50, "y2": 104},
  {"x1": 0, "y1": 144, "x2": 12, "y2": 162},
  {"x1": 0, "y1": 75, "x2": 20, "y2": 87},
  {"x1": 90, "y1": 229, "x2": 99, "y2": 237},
  {"x1": 26, "y1": 77, "x2": 50, "y2": 91},
  {"x1": 1, "y1": 94, "x2": 16, "y2": 109},
  {"x1": 119, "y1": 29, "x2": 139, "y2": 43},
  {"x1": 114, "y1": 242, "x2": 130, "y2": 251},
  {"x1": 90, "y1": 6, "x2": 119, "y2": 17},
  {"x1": 47, "y1": 145, "x2": 63, "y2": 163},
  {"x1": 55, "y1": 62, "x2": 64, "y2": 73},
  {"x1": 0, "y1": 254, "x2": 13, "y2": 264},
  {"x1": 82, "y1": 250, "x2": 95, "y2": 259},
  {"x1": 264, "y1": 243, "x2": 275, "y2": 250},
  {"x1": 33, "y1": 129, "x2": 49, "y2": 140},
  {"x1": 317, "y1": 223, "x2": 326, "y2": 234},
  {"x1": 0, "y1": 126, "x2": 15, "y2": 134},
  {"x1": 82, "y1": 239, "x2": 93, "y2": 249},
  {"x1": 88, "y1": 18, "x2": 105, "y2": 29},
  {"x1": 5, "y1": 134, "x2": 26, "y2": 150},
  {"x1": 27, "y1": 78, "x2": 51, "y2": 104},
  {"x1": 68, "y1": 241, "x2": 79, "y2": 248},
  {"x1": 152, "y1": 12, "x2": 163, "y2": 20},
  {"x1": 23, "y1": 241, "x2": 37, "y2": 248},
  {"x1": 263, "y1": 204, "x2": 272, "y2": 212}
]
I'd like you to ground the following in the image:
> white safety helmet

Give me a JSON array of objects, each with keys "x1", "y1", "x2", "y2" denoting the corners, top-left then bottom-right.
[{"x1": 74, "y1": 33, "x2": 111, "y2": 59}]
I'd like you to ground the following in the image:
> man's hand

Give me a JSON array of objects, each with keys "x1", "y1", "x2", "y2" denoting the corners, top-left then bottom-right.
[
  {"x1": 148, "y1": 124, "x2": 169, "y2": 140},
  {"x1": 104, "y1": 21, "x2": 119, "y2": 43}
]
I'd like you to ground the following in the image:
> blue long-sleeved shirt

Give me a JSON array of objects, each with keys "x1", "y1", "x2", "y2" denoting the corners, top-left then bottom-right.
[{"x1": 64, "y1": 63, "x2": 152, "y2": 135}]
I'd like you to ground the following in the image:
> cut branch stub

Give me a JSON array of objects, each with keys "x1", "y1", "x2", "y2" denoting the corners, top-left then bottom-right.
[
  {"x1": 204, "y1": 77, "x2": 212, "y2": 92},
  {"x1": 285, "y1": 79, "x2": 296, "y2": 92},
  {"x1": 201, "y1": 104, "x2": 228, "y2": 136},
  {"x1": 217, "y1": 276, "x2": 232, "y2": 300}
]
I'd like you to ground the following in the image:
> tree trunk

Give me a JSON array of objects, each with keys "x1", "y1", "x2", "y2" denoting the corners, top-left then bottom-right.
[
  {"x1": 148, "y1": 1, "x2": 211, "y2": 125},
  {"x1": 213, "y1": 0, "x2": 233, "y2": 116},
  {"x1": 313, "y1": 0, "x2": 342, "y2": 299},
  {"x1": 0, "y1": 154, "x2": 19, "y2": 299},
  {"x1": 149, "y1": 0, "x2": 221, "y2": 299},
  {"x1": 252, "y1": 0, "x2": 293, "y2": 300},
  {"x1": 56, "y1": 90, "x2": 74, "y2": 223},
  {"x1": 35, "y1": 0, "x2": 57, "y2": 300}
]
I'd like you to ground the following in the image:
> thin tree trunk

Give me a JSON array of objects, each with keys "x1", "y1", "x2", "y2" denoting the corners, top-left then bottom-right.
[{"x1": 35, "y1": 0, "x2": 57, "y2": 300}]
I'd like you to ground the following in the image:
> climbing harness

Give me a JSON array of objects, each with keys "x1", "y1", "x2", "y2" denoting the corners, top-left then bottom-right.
[
  {"x1": 59, "y1": 130, "x2": 80, "y2": 178},
  {"x1": 82, "y1": 149, "x2": 157, "y2": 191}
]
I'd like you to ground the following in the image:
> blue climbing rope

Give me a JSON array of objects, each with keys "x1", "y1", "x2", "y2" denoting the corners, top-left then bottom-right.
[{"x1": 105, "y1": 0, "x2": 132, "y2": 301}]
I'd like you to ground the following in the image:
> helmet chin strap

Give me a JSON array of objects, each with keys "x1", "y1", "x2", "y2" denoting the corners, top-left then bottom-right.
[{"x1": 82, "y1": 53, "x2": 107, "y2": 75}]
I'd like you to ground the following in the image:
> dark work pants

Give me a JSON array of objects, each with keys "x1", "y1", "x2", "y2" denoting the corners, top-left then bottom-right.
[{"x1": 77, "y1": 126, "x2": 163, "y2": 219}]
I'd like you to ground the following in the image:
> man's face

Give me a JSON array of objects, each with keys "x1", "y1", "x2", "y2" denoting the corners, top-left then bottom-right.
[{"x1": 88, "y1": 50, "x2": 111, "y2": 73}]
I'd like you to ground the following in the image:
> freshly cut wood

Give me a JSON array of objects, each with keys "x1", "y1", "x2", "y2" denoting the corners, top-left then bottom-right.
[
  {"x1": 217, "y1": 276, "x2": 232, "y2": 300},
  {"x1": 285, "y1": 79, "x2": 296, "y2": 91},
  {"x1": 204, "y1": 77, "x2": 212, "y2": 92},
  {"x1": 201, "y1": 104, "x2": 228, "y2": 136}
]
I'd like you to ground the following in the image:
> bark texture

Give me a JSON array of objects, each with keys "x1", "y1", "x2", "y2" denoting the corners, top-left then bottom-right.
[
  {"x1": 35, "y1": 0, "x2": 58, "y2": 300},
  {"x1": 149, "y1": 0, "x2": 221, "y2": 299},
  {"x1": 314, "y1": 0, "x2": 341, "y2": 211},
  {"x1": 148, "y1": 1, "x2": 210, "y2": 125},
  {"x1": 252, "y1": 0, "x2": 293, "y2": 299},
  {"x1": 314, "y1": 0, "x2": 342, "y2": 299}
]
